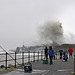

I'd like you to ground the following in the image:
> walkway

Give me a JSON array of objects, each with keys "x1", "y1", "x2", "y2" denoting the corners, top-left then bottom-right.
[{"x1": 0, "y1": 59, "x2": 74, "y2": 75}]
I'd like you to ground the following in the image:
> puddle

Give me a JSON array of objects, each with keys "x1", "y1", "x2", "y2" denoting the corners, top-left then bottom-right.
[
  {"x1": 32, "y1": 70, "x2": 49, "y2": 74},
  {"x1": 57, "y1": 70, "x2": 65, "y2": 71}
]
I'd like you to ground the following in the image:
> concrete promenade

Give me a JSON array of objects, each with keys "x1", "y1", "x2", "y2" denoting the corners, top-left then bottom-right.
[
  {"x1": 32, "y1": 59, "x2": 74, "y2": 75},
  {"x1": 0, "y1": 58, "x2": 74, "y2": 75}
]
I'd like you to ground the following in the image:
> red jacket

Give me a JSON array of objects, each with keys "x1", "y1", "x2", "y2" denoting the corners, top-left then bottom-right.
[{"x1": 68, "y1": 47, "x2": 73, "y2": 54}]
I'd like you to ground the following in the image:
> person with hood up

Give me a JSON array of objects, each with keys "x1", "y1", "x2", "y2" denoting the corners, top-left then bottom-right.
[
  {"x1": 68, "y1": 47, "x2": 73, "y2": 59},
  {"x1": 48, "y1": 46, "x2": 54, "y2": 65},
  {"x1": 63, "y1": 52, "x2": 68, "y2": 61}
]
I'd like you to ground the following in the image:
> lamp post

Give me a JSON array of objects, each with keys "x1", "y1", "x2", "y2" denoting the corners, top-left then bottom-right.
[{"x1": 74, "y1": 55, "x2": 75, "y2": 75}]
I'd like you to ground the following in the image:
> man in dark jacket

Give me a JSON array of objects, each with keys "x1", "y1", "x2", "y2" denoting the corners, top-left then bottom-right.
[
  {"x1": 44, "y1": 46, "x2": 48, "y2": 60},
  {"x1": 59, "y1": 50, "x2": 63, "y2": 59},
  {"x1": 48, "y1": 46, "x2": 54, "y2": 65}
]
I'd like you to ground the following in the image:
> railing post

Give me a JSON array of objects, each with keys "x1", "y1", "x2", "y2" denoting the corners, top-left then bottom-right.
[
  {"x1": 38, "y1": 51, "x2": 39, "y2": 61},
  {"x1": 33, "y1": 51, "x2": 35, "y2": 62},
  {"x1": 43, "y1": 50, "x2": 45, "y2": 59},
  {"x1": 28, "y1": 51, "x2": 30, "y2": 63},
  {"x1": 44, "y1": 51, "x2": 45, "y2": 58},
  {"x1": 74, "y1": 55, "x2": 75, "y2": 75},
  {"x1": 56, "y1": 51, "x2": 57, "y2": 59},
  {"x1": 41, "y1": 51, "x2": 42, "y2": 60},
  {"x1": 43, "y1": 50, "x2": 44, "y2": 59},
  {"x1": 22, "y1": 52, "x2": 24, "y2": 66},
  {"x1": 15, "y1": 52, "x2": 16, "y2": 68},
  {"x1": 5, "y1": 52, "x2": 7, "y2": 69}
]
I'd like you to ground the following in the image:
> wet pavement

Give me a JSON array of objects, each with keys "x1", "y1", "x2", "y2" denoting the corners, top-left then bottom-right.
[
  {"x1": 53, "y1": 69, "x2": 73, "y2": 75},
  {"x1": 0, "y1": 69, "x2": 49, "y2": 75},
  {"x1": 32, "y1": 59, "x2": 74, "y2": 75},
  {"x1": 0, "y1": 59, "x2": 74, "y2": 75}
]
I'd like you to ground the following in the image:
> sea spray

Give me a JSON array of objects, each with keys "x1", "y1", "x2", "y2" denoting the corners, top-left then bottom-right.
[{"x1": 38, "y1": 21, "x2": 64, "y2": 46}]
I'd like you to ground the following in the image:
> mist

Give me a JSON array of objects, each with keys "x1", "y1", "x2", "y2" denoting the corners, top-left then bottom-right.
[
  {"x1": 38, "y1": 21, "x2": 75, "y2": 46},
  {"x1": 38, "y1": 21, "x2": 64, "y2": 45},
  {"x1": 63, "y1": 32, "x2": 75, "y2": 44}
]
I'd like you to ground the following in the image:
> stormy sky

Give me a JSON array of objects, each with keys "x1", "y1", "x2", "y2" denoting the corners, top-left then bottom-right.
[{"x1": 0, "y1": 0, "x2": 75, "y2": 50}]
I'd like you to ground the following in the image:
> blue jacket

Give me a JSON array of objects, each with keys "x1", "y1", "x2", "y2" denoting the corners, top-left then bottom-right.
[
  {"x1": 63, "y1": 53, "x2": 68, "y2": 58},
  {"x1": 48, "y1": 49, "x2": 54, "y2": 56}
]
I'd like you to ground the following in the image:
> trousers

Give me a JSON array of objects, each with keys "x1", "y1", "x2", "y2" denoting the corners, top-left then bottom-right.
[{"x1": 49, "y1": 56, "x2": 53, "y2": 64}]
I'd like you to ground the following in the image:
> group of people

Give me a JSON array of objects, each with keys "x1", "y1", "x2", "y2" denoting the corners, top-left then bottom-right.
[
  {"x1": 44, "y1": 46, "x2": 55, "y2": 65},
  {"x1": 59, "y1": 47, "x2": 73, "y2": 60},
  {"x1": 44, "y1": 46, "x2": 73, "y2": 65}
]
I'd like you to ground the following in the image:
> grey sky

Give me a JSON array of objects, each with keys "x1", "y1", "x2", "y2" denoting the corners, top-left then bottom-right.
[{"x1": 0, "y1": 0, "x2": 75, "y2": 50}]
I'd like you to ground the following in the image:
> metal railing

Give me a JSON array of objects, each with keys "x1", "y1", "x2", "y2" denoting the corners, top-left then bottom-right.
[{"x1": 0, "y1": 51, "x2": 44, "y2": 69}]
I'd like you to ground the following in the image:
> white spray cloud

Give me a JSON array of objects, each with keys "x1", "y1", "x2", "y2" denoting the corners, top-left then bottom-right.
[
  {"x1": 38, "y1": 21, "x2": 65, "y2": 46},
  {"x1": 38, "y1": 20, "x2": 75, "y2": 46}
]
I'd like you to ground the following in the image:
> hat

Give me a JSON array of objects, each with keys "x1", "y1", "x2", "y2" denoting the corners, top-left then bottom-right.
[{"x1": 49, "y1": 46, "x2": 52, "y2": 49}]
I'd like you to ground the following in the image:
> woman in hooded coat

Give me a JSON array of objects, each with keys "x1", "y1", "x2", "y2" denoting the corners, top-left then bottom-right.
[
  {"x1": 68, "y1": 47, "x2": 73, "y2": 59},
  {"x1": 48, "y1": 46, "x2": 54, "y2": 65}
]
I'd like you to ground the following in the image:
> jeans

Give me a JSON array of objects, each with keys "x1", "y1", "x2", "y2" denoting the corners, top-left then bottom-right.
[{"x1": 49, "y1": 56, "x2": 53, "y2": 64}]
